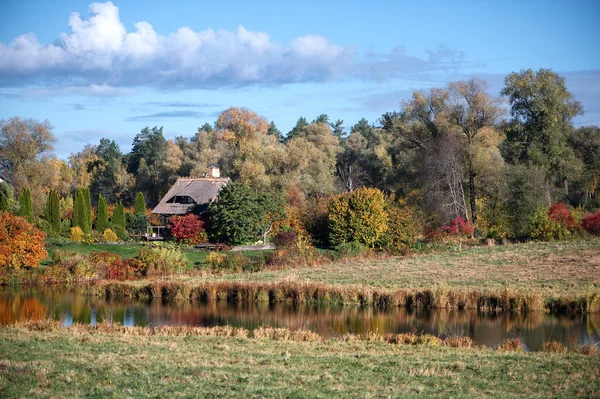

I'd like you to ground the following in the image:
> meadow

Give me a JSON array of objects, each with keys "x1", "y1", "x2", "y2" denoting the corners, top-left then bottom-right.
[{"x1": 0, "y1": 321, "x2": 598, "y2": 398}]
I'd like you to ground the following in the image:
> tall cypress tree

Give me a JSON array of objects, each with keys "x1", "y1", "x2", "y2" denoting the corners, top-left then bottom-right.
[
  {"x1": 95, "y1": 194, "x2": 109, "y2": 232},
  {"x1": 134, "y1": 192, "x2": 147, "y2": 215},
  {"x1": 111, "y1": 201, "x2": 126, "y2": 239},
  {"x1": 17, "y1": 188, "x2": 33, "y2": 223},
  {"x1": 83, "y1": 187, "x2": 92, "y2": 233},
  {"x1": 45, "y1": 190, "x2": 61, "y2": 233},
  {"x1": 73, "y1": 188, "x2": 90, "y2": 233},
  {"x1": 0, "y1": 193, "x2": 8, "y2": 212}
]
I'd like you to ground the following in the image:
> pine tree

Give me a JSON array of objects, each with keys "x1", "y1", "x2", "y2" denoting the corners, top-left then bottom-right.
[
  {"x1": 134, "y1": 192, "x2": 147, "y2": 215},
  {"x1": 111, "y1": 201, "x2": 126, "y2": 240},
  {"x1": 45, "y1": 190, "x2": 61, "y2": 233},
  {"x1": 17, "y1": 188, "x2": 33, "y2": 223},
  {"x1": 95, "y1": 194, "x2": 109, "y2": 232}
]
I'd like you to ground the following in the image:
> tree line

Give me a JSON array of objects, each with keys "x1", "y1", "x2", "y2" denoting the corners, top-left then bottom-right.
[{"x1": 1, "y1": 68, "x2": 599, "y2": 242}]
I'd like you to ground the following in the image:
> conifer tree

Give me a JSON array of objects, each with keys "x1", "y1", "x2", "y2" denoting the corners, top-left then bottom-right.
[
  {"x1": 83, "y1": 187, "x2": 92, "y2": 231},
  {"x1": 111, "y1": 201, "x2": 126, "y2": 239},
  {"x1": 134, "y1": 192, "x2": 147, "y2": 215},
  {"x1": 0, "y1": 193, "x2": 8, "y2": 212},
  {"x1": 45, "y1": 190, "x2": 61, "y2": 233},
  {"x1": 17, "y1": 188, "x2": 33, "y2": 222},
  {"x1": 95, "y1": 194, "x2": 109, "y2": 232},
  {"x1": 73, "y1": 188, "x2": 91, "y2": 233}
]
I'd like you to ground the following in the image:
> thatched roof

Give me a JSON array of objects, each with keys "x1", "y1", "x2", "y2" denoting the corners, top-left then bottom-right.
[{"x1": 152, "y1": 177, "x2": 230, "y2": 215}]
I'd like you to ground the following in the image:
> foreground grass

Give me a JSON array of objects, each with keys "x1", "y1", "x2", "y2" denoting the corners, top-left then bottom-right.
[
  {"x1": 0, "y1": 323, "x2": 598, "y2": 398},
  {"x1": 194, "y1": 240, "x2": 600, "y2": 297}
]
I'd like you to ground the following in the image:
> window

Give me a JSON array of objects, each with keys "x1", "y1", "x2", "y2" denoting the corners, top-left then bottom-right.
[{"x1": 166, "y1": 195, "x2": 196, "y2": 204}]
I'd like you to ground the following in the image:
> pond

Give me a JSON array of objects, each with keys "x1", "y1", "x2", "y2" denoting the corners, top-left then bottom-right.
[{"x1": 1, "y1": 287, "x2": 599, "y2": 351}]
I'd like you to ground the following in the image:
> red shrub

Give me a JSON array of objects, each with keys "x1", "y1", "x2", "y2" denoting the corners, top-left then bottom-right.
[
  {"x1": 582, "y1": 212, "x2": 600, "y2": 236},
  {"x1": 0, "y1": 212, "x2": 47, "y2": 269},
  {"x1": 168, "y1": 214, "x2": 207, "y2": 245},
  {"x1": 548, "y1": 202, "x2": 576, "y2": 230},
  {"x1": 442, "y1": 216, "x2": 474, "y2": 236}
]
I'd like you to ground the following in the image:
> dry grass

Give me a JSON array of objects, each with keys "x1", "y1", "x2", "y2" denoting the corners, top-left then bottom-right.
[{"x1": 194, "y1": 240, "x2": 600, "y2": 297}]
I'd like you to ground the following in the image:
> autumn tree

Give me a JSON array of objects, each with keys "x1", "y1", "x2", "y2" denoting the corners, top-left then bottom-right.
[
  {"x1": 0, "y1": 117, "x2": 58, "y2": 212},
  {"x1": 129, "y1": 126, "x2": 168, "y2": 205},
  {"x1": 501, "y1": 68, "x2": 583, "y2": 204},
  {"x1": 0, "y1": 213, "x2": 48, "y2": 269},
  {"x1": 328, "y1": 187, "x2": 388, "y2": 248},
  {"x1": 90, "y1": 139, "x2": 133, "y2": 205}
]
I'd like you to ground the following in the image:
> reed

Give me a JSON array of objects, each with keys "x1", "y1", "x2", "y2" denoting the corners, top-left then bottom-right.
[{"x1": 86, "y1": 280, "x2": 600, "y2": 314}]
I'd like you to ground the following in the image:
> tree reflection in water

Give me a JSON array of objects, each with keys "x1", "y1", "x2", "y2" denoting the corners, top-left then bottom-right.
[{"x1": 1, "y1": 287, "x2": 598, "y2": 351}]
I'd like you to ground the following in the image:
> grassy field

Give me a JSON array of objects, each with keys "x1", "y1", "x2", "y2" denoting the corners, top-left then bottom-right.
[
  {"x1": 0, "y1": 323, "x2": 598, "y2": 398},
  {"x1": 192, "y1": 240, "x2": 600, "y2": 297}
]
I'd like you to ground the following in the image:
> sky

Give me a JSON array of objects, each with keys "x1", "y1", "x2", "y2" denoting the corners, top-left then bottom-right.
[{"x1": 1, "y1": 0, "x2": 599, "y2": 159}]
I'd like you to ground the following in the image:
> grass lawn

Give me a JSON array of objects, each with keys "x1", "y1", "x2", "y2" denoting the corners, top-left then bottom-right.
[
  {"x1": 192, "y1": 239, "x2": 600, "y2": 297},
  {"x1": 0, "y1": 324, "x2": 598, "y2": 398}
]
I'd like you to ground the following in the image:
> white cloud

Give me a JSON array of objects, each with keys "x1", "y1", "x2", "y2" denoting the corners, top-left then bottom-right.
[{"x1": 0, "y1": 1, "x2": 469, "y2": 91}]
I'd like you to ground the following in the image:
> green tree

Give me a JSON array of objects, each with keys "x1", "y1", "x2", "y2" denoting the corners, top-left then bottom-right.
[
  {"x1": 45, "y1": 190, "x2": 61, "y2": 233},
  {"x1": 0, "y1": 194, "x2": 8, "y2": 212},
  {"x1": 95, "y1": 194, "x2": 109, "y2": 233},
  {"x1": 267, "y1": 121, "x2": 282, "y2": 141},
  {"x1": 72, "y1": 188, "x2": 90, "y2": 233},
  {"x1": 111, "y1": 201, "x2": 127, "y2": 240},
  {"x1": 328, "y1": 187, "x2": 388, "y2": 248},
  {"x1": 134, "y1": 192, "x2": 147, "y2": 215},
  {"x1": 208, "y1": 183, "x2": 285, "y2": 245},
  {"x1": 285, "y1": 117, "x2": 308, "y2": 142},
  {"x1": 83, "y1": 187, "x2": 92, "y2": 231},
  {"x1": 17, "y1": 188, "x2": 33, "y2": 223},
  {"x1": 330, "y1": 119, "x2": 345, "y2": 138},
  {"x1": 501, "y1": 68, "x2": 584, "y2": 204}
]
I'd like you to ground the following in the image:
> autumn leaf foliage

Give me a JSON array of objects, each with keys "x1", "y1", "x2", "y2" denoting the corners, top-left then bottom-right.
[
  {"x1": 442, "y1": 216, "x2": 475, "y2": 236},
  {"x1": 168, "y1": 214, "x2": 207, "y2": 245},
  {"x1": 0, "y1": 212, "x2": 48, "y2": 269}
]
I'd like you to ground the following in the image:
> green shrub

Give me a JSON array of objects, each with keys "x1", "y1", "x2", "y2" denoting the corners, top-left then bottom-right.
[
  {"x1": 528, "y1": 205, "x2": 570, "y2": 241},
  {"x1": 136, "y1": 243, "x2": 187, "y2": 277},
  {"x1": 334, "y1": 241, "x2": 367, "y2": 258}
]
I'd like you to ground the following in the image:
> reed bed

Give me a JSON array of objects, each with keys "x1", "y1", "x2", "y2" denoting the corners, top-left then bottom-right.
[{"x1": 87, "y1": 280, "x2": 600, "y2": 314}]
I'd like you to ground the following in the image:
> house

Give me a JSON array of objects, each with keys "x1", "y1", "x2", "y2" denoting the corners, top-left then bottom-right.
[{"x1": 152, "y1": 164, "x2": 229, "y2": 219}]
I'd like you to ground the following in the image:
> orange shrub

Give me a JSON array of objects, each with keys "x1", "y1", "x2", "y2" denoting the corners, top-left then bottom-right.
[{"x1": 0, "y1": 212, "x2": 48, "y2": 269}]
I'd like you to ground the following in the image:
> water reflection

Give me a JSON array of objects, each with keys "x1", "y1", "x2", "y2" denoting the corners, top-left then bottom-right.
[{"x1": 1, "y1": 287, "x2": 598, "y2": 351}]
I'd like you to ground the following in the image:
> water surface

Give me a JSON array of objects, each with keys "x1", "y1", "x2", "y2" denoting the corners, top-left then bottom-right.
[{"x1": 2, "y1": 287, "x2": 598, "y2": 351}]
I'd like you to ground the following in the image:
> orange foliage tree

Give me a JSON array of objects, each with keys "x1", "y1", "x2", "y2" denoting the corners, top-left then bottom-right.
[{"x1": 0, "y1": 212, "x2": 48, "y2": 269}]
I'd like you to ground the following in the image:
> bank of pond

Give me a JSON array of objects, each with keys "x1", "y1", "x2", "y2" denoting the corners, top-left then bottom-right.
[{"x1": 2, "y1": 286, "x2": 598, "y2": 352}]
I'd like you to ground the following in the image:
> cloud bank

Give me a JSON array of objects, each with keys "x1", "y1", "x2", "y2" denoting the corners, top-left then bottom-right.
[{"x1": 0, "y1": 1, "x2": 466, "y2": 91}]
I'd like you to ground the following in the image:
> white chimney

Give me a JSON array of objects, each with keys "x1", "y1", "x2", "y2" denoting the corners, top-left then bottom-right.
[{"x1": 208, "y1": 164, "x2": 220, "y2": 178}]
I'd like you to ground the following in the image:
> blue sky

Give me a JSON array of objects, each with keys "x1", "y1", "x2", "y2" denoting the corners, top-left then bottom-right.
[{"x1": 1, "y1": 0, "x2": 599, "y2": 159}]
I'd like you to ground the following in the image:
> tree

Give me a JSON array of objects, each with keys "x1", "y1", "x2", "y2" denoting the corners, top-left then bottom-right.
[
  {"x1": 95, "y1": 194, "x2": 109, "y2": 233},
  {"x1": 285, "y1": 117, "x2": 308, "y2": 142},
  {"x1": 72, "y1": 188, "x2": 91, "y2": 234},
  {"x1": 330, "y1": 119, "x2": 345, "y2": 138},
  {"x1": 313, "y1": 114, "x2": 330, "y2": 124},
  {"x1": 501, "y1": 69, "x2": 583, "y2": 204},
  {"x1": 199, "y1": 122, "x2": 213, "y2": 134},
  {"x1": 45, "y1": 190, "x2": 61, "y2": 233},
  {"x1": 90, "y1": 139, "x2": 132, "y2": 205},
  {"x1": 111, "y1": 201, "x2": 126, "y2": 239},
  {"x1": 134, "y1": 192, "x2": 147, "y2": 215},
  {"x1": 17, "y1": 188, "x2": 33, "y2": 223},
  {"x1": 169, "y1": 214, "x2": 207, "y2": 245},
  {"x1": 0, "y1": 117, "x2": 58, "y2": 212},
  {"x1": 0, "y1": 194, "x2": 8, "y2": 212},
  {"x1": 208, "y1": 183, "x2": 285, "y2": 245},
  {"x1": 0, "y1": 213, "x2": 47, "y2": 269},
  {"x1": 328, "y1": 187, "x2": 388, "y2": 248},
  {"x1": 0, "y1": 181, "x2": 14, "y2": 212},
  {"x1": 129, "y1": 126, "x2": 168, "y2": 206},
  {"x1": 447, "y1": 78, "x2": 503, "y2": 225},
  {"x1": 267, "y1": 121, "x2": 283, "y2": 142}
]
